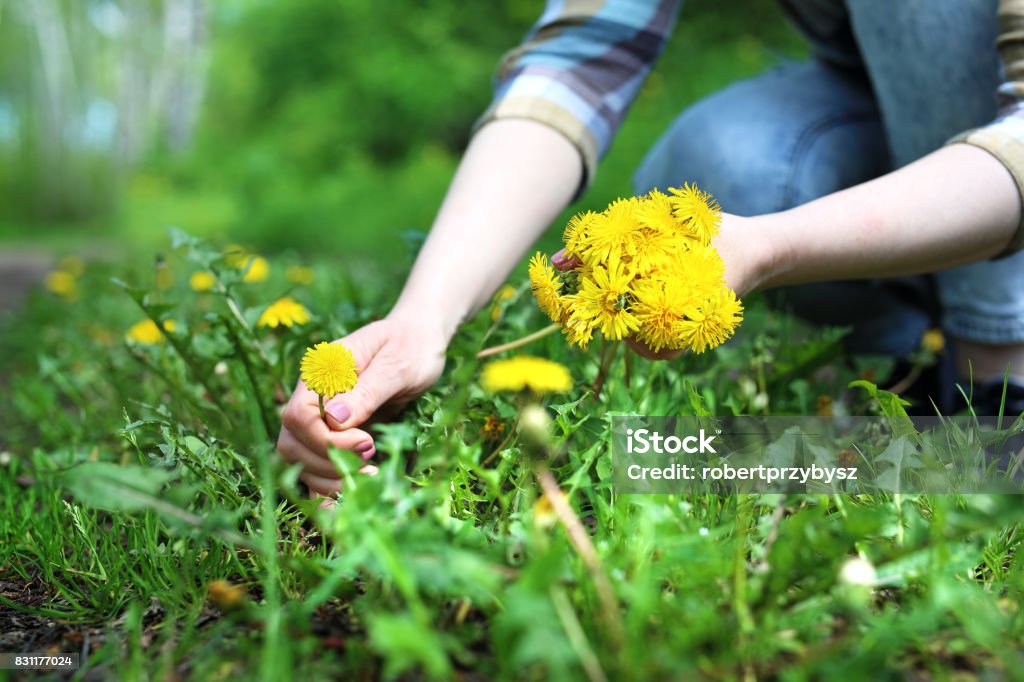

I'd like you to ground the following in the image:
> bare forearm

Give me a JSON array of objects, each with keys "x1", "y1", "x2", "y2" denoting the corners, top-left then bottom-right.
[
  {"x1": 391, "y1": 119, "x2": 582, "y2": 338},
  {"x1": 759, "y1": 144, "x2": 1021, "y2": 288}
]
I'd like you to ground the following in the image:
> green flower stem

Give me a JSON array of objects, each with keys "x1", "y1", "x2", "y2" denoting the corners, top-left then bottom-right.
[
  {"x1": 318, "y1": 394, "x2": 326, "y2": 422},
  {"x1": 476, "y1": 323, "x2": 559, "y2": 359}
]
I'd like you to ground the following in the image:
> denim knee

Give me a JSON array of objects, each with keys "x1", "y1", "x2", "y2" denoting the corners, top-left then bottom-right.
[
  {"x1": 937, "y1": 252, "x2": 1024, "y2": 344},
  {"x1": 633, "y1": 61, "x2": 888, "y2": 214}
]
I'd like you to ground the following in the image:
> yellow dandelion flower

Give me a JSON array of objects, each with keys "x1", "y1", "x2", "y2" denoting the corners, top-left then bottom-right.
[
  {"x1": 190, "y1": 271, "x2": 216, "y2": 292},
  {"x1": 664, "y1": 242, "x2": 726, "y2": 295},
  {"x1": 528, "y1": 253, "x2": 565, "y2": 323},
  {"x1": 921, "y1": 328, "x2": 945, "y2": 353},
  {"x1": 494, "y1": 284, "x2": 517, "y2": 303},
  {"x1": 675, "y1": 288, "x2": 743, "y2": 353},
  {"x1": 257, "y1": 296, "x2": 311, "y2": 328},
  {"x1": 533, "y1": 490, "x2": 565, "y2": 529},
  {"x1": 242, "y1": 256, "x2": 269, "y2": 282},
  {"x1": 669, "y1": 183, "x2": 721, "y2": 244},
  {"x1": 286, "y1": 265, "x2": 316, "y2": 285},
  {"x1": 562, "y1": 302, "x2": 598, "y2": 349},
  {"x1": 491, "y1": 284, "x2": 517, "y2": 321},
  {"x1": 44, "y1": 271, "x2": 78, "y2": 298},
  {"x1": 223, "y1": 244, "x2": 248, "y2": 267},
  {"x1": 224, "y1": 245, "x2": 270, "y2": 282},
  {"x1": 481, "y1": 356, "x2": 572, "y2": 394},
  {"x1": 126, "y1": 319, "x2": 176, "y2": 345},
  {"x1": 563, "y1": 211, "x2": 602, "y2": 259},
  {"x1": 629, "y1": 226, "x2": 680, "y2": 275},
  {"x1": 580, "y1": 197, "x2": 641, "y2": 265},
  {"x1": 300, "y1": 341, "x2": 358, "y2": 398},
  {"x1": 632, "y1": 278, "x2": 693, "y2": 353},
  {"x1": 574, "y1": 256, "x2": 639, "y2": 340},
  {"x1": 636, "y1": 190, "x2": 678, "y2": 234}
]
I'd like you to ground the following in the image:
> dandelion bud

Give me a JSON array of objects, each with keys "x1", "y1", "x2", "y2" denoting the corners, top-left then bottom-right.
[
  {"x1": 838, "y1": 557, "x2": 877, "y2": 609},
  {"x1": 839, "y1": 557, "x2": 877, "y2": 587},
  {"x1": 518, "y1": 404, "x2": 553, "y2": 450},
  {"x1": 206, "y1": 579, "x2": 247, "y2": 610}
]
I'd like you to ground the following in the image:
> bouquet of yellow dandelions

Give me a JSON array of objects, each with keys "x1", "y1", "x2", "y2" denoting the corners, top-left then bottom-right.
[{"x1": 530, "y1": 184, "x2": 743, "y2": 354}]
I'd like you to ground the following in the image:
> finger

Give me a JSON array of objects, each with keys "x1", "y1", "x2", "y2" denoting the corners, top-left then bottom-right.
[
  {"x1": 300, "y1": 465, "x2": 379, "y2": 497},
  {"x1": 300, "y1": 471, "x2": 342, "y2": 496},
  {"x1": 324, "y1": 353, "x2": 415, "y2": 430},
  {"x1": 277, "y1": 428, "x2": 374, "y2": 480},
  {"x1": 281, "y1": 396, "x2": 376, "y2": 456},
  {"x1": 551, "y1": 248, "x2": 581, "y2": 271},
  {"x1": 310, "y1": 491, "x2": 337, "y2": 510}
]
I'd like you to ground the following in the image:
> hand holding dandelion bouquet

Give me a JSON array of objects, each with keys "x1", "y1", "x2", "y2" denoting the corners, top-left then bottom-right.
[{"x1": 531, "y1": 184, "x2": 743, "y2": 353}]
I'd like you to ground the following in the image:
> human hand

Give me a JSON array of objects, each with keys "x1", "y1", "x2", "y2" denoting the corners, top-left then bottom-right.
[{"x1": 277, "y1": 313, "x2": 448, "y2": 497}]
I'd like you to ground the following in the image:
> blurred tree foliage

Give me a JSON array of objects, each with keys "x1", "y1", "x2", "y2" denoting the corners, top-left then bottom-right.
[{"x1": 2, "y1": 0, "x2": 803, "y2": 253}]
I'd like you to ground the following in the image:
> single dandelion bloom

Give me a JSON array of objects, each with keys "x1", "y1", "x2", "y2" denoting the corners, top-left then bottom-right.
[
  {"x1": 669, "y1": 183, "x2": 722, "y2": 244},
  {"x1": 480, "y1": 415, "x2": 506, "y2": 442},
  {"x1": 491, "y1": 284, "x2": 518, "y2": 321},
  {"x1": 675, "y1": 288, "x2": 743, "y2": 353},
  {"x1": 533, "y1": 489, "x2": 565, "y2": 529},
  {"x1": 286, "y1": 265, "x2": 316, "y2": 285},
  {"x1": 629, "y1": 225, "x2": 680, "y2": 275},
  {"x1": 528, "y1": 253, "x2": 565, "y2": 323},
  {"x1": 635, "y1": 189, "x2": 678, "y2": 234},
  {"x1": 562, "y1": 305, "x2": 598, "y2": 349},
  {"x1": 207, "y1": 580, "x2": 247, "y2": 610},
  {"x1": 632, "y1": 278, "x2": 692, "y2": 352},
  {"x1": 581, "y1": 197, "x2": 641, "y2": 265},
  {"x1": 190, "y1": 271, "x2": 216, "y2": 292},
  {"x1": 481, "y1": 356, "x2": 572, "y2": 394},
  {"x1": 563, "y1": 210, "x2": 602, "y2": 260},
  {"x1": 126, "y1": 319, "x2": 176, "y2": 345},
  {"x1": 257, "y1": 296, "x2": 311, "y2": 328},
  {"x1": 300, "y1": 341, "x2": 358, "y2": 406},
  {"x1": 242, "y1": 256, "x2": 269, "y2": 282},
  {"x1": 225, "y1": 245, "x2": 270, "y2": 282},
  {"x1": 921, "y1": 328, "x2": 945, "y2": 354},
  {"x1": 575, "y1": 256, "x2": 639, "y2": 340},
  {"x1": 44, "y1": 271, "x2": 77, "y2": 298}
]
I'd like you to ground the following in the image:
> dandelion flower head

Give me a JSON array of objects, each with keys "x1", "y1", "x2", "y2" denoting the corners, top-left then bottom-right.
[
  {"x1": 481, "y1": 356, "x2": 572, "y2": 394},
  {"x1": 300, "y1": 341, "x2": 358, "y2": 398}
]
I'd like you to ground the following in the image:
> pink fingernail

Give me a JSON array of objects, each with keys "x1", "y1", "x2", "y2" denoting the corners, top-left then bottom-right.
[
  {"x1": 360, "y1": 447, "x2": 377, "y2": 462},
  {"x1": 354, "y1": 440, "x2": 374, "y2": 454},
  {"x1": 551, "y1": 249, "x2": 580, "y2": 271},
  {"x1": 327, "y1": 403, "x2": 351, "y2": 424}
]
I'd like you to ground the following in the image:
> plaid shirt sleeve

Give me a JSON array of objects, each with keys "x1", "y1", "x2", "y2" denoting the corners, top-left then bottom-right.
[
  {"x1": 950, "y1": 0, "x2": 1024, "y2": 255},
  {"x1": 476, "y1": 0, "x2": 682, "y2": 193}
]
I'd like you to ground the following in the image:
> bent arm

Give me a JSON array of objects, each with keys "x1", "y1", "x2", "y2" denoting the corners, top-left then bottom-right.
[
  {"x1": 748, "y1": 143, "x2": 1021, "y2": 290},
  {"x1": 390, "y1": 119, "x2": 582, "y2": 338}
]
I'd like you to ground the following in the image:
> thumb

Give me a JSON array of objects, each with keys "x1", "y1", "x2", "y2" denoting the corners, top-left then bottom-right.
[
  {"x1": 324, "y1": 361, "x2": 408, "y2": 430},
  {"x1": 322, "y1": 322, "x2": 406, "y2": 429}
]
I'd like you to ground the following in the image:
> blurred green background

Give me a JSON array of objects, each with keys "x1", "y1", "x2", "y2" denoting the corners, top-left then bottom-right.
[{"x1": 0, "y1": 0, "x2": 804, "y2": 259}]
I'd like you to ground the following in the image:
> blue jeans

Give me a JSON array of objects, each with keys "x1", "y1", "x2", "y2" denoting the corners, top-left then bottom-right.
[{"x1": 634, "y1": 0, "x2": 1024, "y2": 357}]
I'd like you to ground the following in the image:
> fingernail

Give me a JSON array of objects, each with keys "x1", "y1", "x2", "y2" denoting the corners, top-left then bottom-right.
[
  {"x1": 360, "y1": 447, "x2": 377, "y2": 462},
  {"x1": 353, "y1": 440, "x2": 374, "y2": 454},
  {"x1": 551, "y1": 249, "x2": 569, "y2": 268},
  {"x1": 326, "y1": 403, "x2": 351, "y2": 425}
]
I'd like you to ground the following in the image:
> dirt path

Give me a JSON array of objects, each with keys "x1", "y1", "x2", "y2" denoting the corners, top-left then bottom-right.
[{"x1": 0, "y1": 251, "x2": 51, "y2": 315}]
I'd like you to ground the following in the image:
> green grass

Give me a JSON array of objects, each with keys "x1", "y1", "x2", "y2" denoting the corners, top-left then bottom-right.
[{"x1": 2, "y1": 232, "x2": 1023, "y2": 680}]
